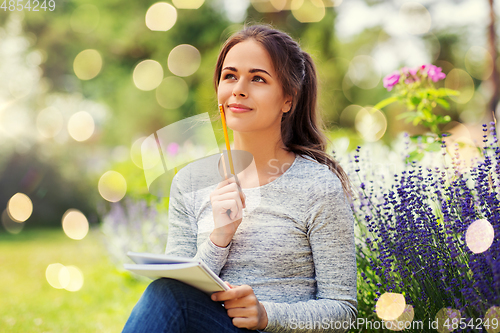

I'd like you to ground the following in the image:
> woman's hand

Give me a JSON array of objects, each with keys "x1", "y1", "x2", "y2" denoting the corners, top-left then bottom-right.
[
  {"x1": 212, "y1": 282, "x2": 268, "y2": 331},
  {"x1": 209, "y1": 176, "x2": 246, "y2": 247}
]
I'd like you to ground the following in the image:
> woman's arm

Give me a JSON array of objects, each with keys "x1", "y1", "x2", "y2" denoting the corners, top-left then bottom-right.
[{"x1": 164, "y1": 167, "x2": 234, "y2": 276}]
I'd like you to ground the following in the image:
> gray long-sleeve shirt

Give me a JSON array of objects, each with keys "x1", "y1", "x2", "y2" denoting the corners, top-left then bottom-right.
[{"x1": 165, "y1": 153, "x2": 357, "y2": 333}]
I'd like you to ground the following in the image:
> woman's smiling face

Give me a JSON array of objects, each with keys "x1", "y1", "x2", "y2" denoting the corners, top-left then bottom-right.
[{"x1": 218, "y1": 39, "x2": 292, "y2": 134}]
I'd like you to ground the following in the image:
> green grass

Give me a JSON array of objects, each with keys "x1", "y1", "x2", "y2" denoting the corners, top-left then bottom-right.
[{"x1": 0, "y1": 228, "x2": 149, "y2": 332}]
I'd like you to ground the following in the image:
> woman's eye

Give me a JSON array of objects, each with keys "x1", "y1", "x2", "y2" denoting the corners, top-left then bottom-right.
[
  {"x1": 224, "y1": 73, "x2": 236, "y2": 80},
  {"x1": 253, "y1": 76, "x2": 265, "y2": 83}
]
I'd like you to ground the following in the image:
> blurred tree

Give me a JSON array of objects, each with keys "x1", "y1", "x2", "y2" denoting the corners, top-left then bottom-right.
[
  {"x1": 20, "y1": 0, "x2": 232, "y2": 146},
  {"x1": 0, "y1": 148, "x2": 97, "y2": 229}
]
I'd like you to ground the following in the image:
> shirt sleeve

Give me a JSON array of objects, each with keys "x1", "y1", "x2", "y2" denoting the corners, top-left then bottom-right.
[
  {"x1": 164, "y1": 169, "x2": 232, "y2": 276},
  {"x1": 259, "y1": 177, "x2": 358, "y2": 333}
]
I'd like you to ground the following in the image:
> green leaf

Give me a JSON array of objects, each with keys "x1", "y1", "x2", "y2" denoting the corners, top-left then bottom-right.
[
  {"x1": 410, "y1": 96, "x2": 422, "y2": 106},
  {"x1": 373, "y1": 97, "x2": 399, "y2": 110},
  {"x1": 436, "y1": 115, "x2": 452, "y2": 124},
  {"x1": 425, "y1": 88, "x2": 439, "y2": 96},
  {"x1": 396, "y1": 111, "x2": 417, "y2": 121},
  {"x1": 408, "y1": 150, "x2": 425, "y2": 161},
  {"x1": 425, "y1": 141, "x2": 442, "y2": 152},
  {"x1": 436, "y1": 88, "x2": 460, "y2": 97},
  {"x1": 435, "y1": 98, "x2": 450, "y2": 109}
]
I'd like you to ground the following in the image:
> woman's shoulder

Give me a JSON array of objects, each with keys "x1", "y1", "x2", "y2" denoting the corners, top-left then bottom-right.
[
  {"x1": 295, "y1": 154, "x2": 343, "y2": 189},
  {"x1": 295, "y1": 155, "x2": 343, "y2": 200}
]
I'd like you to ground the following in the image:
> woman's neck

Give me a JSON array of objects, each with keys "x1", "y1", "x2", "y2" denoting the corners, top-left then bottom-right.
[{"x1": 231, "y1": 131, "x2": 295, "y2": 187}]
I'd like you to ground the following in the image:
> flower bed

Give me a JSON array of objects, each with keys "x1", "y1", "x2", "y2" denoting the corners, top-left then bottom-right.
[{"x1": 343, "y1": 124, "x2": 499, "y2": 332}]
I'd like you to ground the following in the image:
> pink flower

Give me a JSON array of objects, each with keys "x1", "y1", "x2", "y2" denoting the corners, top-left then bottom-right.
[
  {"x1": 421, "y1": 64, "x2": 446, "y2": 82},
  {"x1": 401, "y1": 66, "x2": 419, "y2": 84},
  {"x1": 427, "y1": 65, "x2": 446, "y2": 82},
  {"x1": 383, "y1": 71, "x2": 400, "y2": 91}
]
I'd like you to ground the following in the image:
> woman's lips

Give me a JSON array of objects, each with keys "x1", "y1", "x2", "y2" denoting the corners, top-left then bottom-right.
[{"x1": 228, "y1": 104, "x2": 253, "y2": 113}]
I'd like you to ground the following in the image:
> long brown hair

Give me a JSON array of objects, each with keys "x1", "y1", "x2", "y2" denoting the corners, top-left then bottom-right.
[{"x1": 214, "y1": 24, "x2": 353, "y2": 198}]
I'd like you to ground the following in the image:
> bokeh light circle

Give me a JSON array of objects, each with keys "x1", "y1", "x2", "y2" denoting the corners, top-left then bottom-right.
[
  {"x1": 62, "y1": 209, "x2": 89, "y2": 240},
  {"x1": 445, "y1": 69, "x2": 475, "y2": 104},
  {"x1": 145, "y1": 3, "x2": 177, "y2": 31},
  {"x1": 435, "y1": 308, "x2": 461, "y2": 333},
  {"x1": 168, "y1": 44, "x2": 201, "y2": 77},
  {"x1": 386, "y1": 305, "x2": 415, "y2": 331},
  {"x1": 270, "y1": 0, "x2": 287, "y2": 11},
  {"x1": 484, "y1": 306, "x2": 500, "y2": 333},
  {"x1": 376, "y1": 292, "x2": 406, "y2": 321},
  {"x1": 70, "y1": 4, "x2": 100, "y2": 34},
  {"x1": 465, "y1": 46, "x2": 494, "y2": 80},
  {"x1": 172, "y1": 0, "x2": 204, "y2": 9},
  {"x1": 46, "y1": 263, "x2": 67, "y2": 289},
  {"x1": 36, "y1": 106, "x2": 64, "y2": 138},
  {"x1": 58, "y1": 265, "x2": 71, "y2": 288},
  {"x1": 348, "y1": 55, "x2": 381, "y2": 89},
  {"x1": 73, "y1": 49, "x2": 102, "y2": 80},
  {"x1": 340, "y1": 104, "x2": 363, "y2": 127},
  {"x1": 291, "y1": 0, "x2": 325, "y2": 23},
  {"x1": 67, "y1": 111, "x2": 95, "y2": 142},
  {"x1": 156, "y1": 76, "x2": 189, "y2": 109},
  {"x1": 466, "y1": 219, "x2": 494, "y2": 253},
  {"x1": 355, "y1": 107, "x2": 387, "y2": 142},
  {"x1": 133, "y1": 60, "x2": 164, "y2": 91},
  {"x1": 64, "y1": 266, "x2": 85, "y2": 292},
  {"x1": 130, "y1": 137, "x2": 149, "y2": 169},
  {"x1": 141, "y1": 136, "x2": 163, "y2": 170},
  {"x1": 98, "y1": 171, "x2": 127, "y2": 202},
  {"x1": 399, "y1": 2, "x2": 432, "y2": 35},
  {"x1": 7, "y1": 193, "x2": 33, "y2": 222},
  {"x1": 2, "y1": 209, "x2": 25, "y2": 234},
  {"x1": 251, "y1": 0, "x2": 281, "y2": 13}
]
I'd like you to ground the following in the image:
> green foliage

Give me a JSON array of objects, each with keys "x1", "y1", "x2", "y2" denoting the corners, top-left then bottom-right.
[{"x1": 374, "y1": 68, "x2": 459, "y2": 138}]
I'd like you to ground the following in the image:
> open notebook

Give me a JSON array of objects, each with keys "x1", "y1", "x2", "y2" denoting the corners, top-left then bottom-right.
[{"x1": 124, "y1": 252, "x2": 230, "y2": 294}]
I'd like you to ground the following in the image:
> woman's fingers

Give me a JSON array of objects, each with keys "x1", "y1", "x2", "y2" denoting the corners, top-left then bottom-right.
[
  {"x1": 212, "y1": 186, "x2": 244, "y2": 214},
  {"x1": 210, "y1": 175, "x2": 246, "y2": 244},
  {"x1": 213, "y1": 176, "x2": 246, "y2": 209},
  {"x1": 213, "y1": 199, "x2": 242, "y2": 221}
]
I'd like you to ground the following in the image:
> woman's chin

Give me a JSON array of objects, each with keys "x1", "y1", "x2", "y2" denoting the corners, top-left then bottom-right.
[{"x1": 226, "y1": 121, "x2": 254, "y2": 133}]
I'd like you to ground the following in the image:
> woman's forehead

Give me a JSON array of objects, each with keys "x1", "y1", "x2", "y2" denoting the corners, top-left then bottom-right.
[{"x1": 222, "y1": 40, "x2": 275, "y2": 73}]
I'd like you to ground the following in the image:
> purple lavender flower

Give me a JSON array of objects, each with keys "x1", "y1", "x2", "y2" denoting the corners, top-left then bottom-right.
[{"x1": 350, "y1": 126, "x2": 499, "y2": 328}]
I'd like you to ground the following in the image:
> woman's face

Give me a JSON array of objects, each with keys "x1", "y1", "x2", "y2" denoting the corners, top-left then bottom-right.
[{"x1": 218, "y1": 39, "x2": 292, "y2": 134}]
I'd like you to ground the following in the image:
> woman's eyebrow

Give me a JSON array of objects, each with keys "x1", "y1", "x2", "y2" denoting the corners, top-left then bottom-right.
[{"x1": 222, "y1": 66, "x2": 272, "y2": 77}]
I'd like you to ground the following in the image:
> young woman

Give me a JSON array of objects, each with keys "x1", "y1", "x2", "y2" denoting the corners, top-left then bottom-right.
[{"x1": 123, "y1": 25, "x2": 357, "y2": 333}]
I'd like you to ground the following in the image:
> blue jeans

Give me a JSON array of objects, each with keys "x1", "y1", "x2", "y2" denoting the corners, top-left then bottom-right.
[{"x1": 122, "y1": 278, "x2": 259, "y2": 333}]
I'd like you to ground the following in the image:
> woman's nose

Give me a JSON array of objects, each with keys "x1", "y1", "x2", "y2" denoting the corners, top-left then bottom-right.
[{"x1": 232, "y1": 80, "x2": 247, "y2": 98}]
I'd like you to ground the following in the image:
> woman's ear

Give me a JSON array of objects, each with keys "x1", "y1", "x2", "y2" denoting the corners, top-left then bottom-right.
[{"x1": 282, "y1": 97, "x2": 293, "y2": 113}]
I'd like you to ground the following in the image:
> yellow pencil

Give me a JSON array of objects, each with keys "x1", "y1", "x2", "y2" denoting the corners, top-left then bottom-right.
[
  {"x1": 219, "y1": 104, "x2": 245, "y2": 209},
  {"x1": 219, "y1": 104, "x2": 236, "y2": 176}
]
